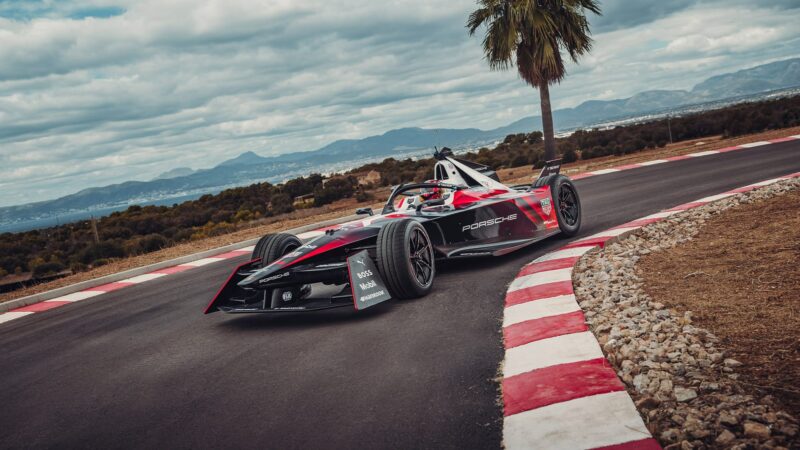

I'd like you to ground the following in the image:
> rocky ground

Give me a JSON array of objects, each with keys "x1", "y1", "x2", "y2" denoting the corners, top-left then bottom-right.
[
  {"x1": 640, "y1": 188, "x2": 800, "y2": 417},
  {"x1": 573, "y1": 178, "x2": 800, "y2": 449}
]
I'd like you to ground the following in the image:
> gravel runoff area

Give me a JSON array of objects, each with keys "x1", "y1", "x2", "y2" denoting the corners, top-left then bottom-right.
[
  {"x1": 640, "y1": 189, "x2": 800, "y2": 417},
  {"x1": 573, "y1": 178, "x2": 800, "y2": 449}
]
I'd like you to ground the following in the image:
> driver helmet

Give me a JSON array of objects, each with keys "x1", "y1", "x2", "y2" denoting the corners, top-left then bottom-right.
[{"x1": 419, "y1": 179, "x2": 442, "y2": 202}]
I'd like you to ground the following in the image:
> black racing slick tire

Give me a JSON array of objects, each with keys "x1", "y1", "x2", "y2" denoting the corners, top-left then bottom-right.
[
  {"x1": 549, "y1": 175, "x2": 582, "y2": 237},
  {"x1": 376, "y1": 219, "x2": 435, "y2": 300},
  {"x1": 252, "y1": 233, "x2": 302, "y2": 268}
]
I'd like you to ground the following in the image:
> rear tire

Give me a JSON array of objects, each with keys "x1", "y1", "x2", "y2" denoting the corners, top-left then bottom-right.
[
  {"x1": 252, "y1": 233, "x2": 302, "y2": 268},
  {"x1": 548, "y1": 175, "x2": 582, "y2": 237},
  {"x1": 376, "y1": 219, "x2": 435, "y2": 299}
]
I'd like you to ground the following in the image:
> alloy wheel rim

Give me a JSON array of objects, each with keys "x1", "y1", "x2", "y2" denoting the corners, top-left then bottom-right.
[
  {"x1": 559, "y1": 185, "x2": 579, "y2": 226},
  {"x1": 409, "y1": 228, "x2": 434, "y2": 286}
]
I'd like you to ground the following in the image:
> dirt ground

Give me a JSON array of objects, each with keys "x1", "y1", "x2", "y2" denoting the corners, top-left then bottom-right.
[
  {"x1": 3, "y1": 125, "x2": 800, "y2": 306},
  {"x1": 639, "y1": 190, "x2": 800, "y2": 416}
]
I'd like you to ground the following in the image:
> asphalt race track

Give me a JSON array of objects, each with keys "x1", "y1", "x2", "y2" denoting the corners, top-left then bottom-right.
[{"x1": 1, "y1": 141, "x2": 799, "y2": 449}]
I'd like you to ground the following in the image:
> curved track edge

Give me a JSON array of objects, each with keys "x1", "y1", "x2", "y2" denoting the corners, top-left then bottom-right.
[{"x1": 499, "y1": 170, "x2": 800, "y2": 449}]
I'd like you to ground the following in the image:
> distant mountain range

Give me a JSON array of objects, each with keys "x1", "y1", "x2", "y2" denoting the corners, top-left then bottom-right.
[
  {"x1": 2, "y1": 57, "x2": 799, "y2": 232},
  {"x1": 152, "y1": 167, "x2": 197, "y2": 180}
]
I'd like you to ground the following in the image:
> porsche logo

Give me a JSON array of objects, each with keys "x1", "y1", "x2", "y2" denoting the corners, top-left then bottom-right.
[{"x1": 462, "y1": 214, "x2": 518, "y2": 232}]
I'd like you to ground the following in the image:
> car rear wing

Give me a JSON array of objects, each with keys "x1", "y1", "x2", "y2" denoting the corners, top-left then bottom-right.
[{"x1": 536, "y1": 159, "x2": 562, "y2": 180}]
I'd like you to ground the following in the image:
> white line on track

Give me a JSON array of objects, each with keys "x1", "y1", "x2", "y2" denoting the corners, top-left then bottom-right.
[
  {"x1": 532, "y1": 246, "x2": 594, "y2": 263},
  {"x1": 739, "y1": 141, "x2": 771, "y2": 148},
  {"x1": 589, "y1": 169, "x2": 620, "y2": 175},
  {"x1": 123, "y1": 273, "x2": 167, "y2": 284},
  {"x1": 180, "y1": 257, "x2": 225, "y2": 267},
  {"x1": 504, "y1": 331, "x2": 603, "y2": 377},
  {"x1": 640, "y1": 210, "x2": 679, "y2": 220},
  {"x1": 503, "y1": 391, "x2": 651, "y2": 450},
  {"x1": 688, "y1": 150, "x2": 720, "y2": 157},
  {"x1": 580, "y1": 226, "x2": 639, "y2": 241},
  {"x1": 638, "y1": 159, "x2": 668, "y2": 166},
  {"x1": 508, "y1": 268, "x2": 573, "y2": 292},
  {"x1": 696, "y1": 193, "x2": 735, "y2": 203},
  {"x1": 503, "y1": 295, "x2": 581, "y2": 328},
  {"x1": 0, "y1": 311, "x2": 34, "y2": 324},
  {"x1": 747, "y1": 178, "x2": 783, "y2": 188},
  {"x1": 51, "y1": 291, "x2": 104, "y2": 302}
]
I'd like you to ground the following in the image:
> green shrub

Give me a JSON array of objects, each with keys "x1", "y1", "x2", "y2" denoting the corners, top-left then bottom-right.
[
  {"x1": 140, "y1": 234, "x2": 168, "y2": 252},
  {"x1": 561, "y1": 148, "x2": 578, "y2": 163},
  {"x1": 355, "y1": 189, "x2": 374, "y2": 203},
  {"x1": 33, "y1": 262, "x2": 66, "y2": 278}
]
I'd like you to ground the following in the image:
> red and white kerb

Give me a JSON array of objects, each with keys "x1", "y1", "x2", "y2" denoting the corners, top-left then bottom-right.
[{"x1": 499, "y1": 171, "x2": 800, "y2": 449}]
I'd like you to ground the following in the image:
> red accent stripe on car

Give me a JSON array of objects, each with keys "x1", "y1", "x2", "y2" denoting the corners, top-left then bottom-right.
[
  {"x1": 203, "y1": 258, "x2": 259, "y2": 314},
  {"x1": 513, "y1": 197, "x2": 543, "y2": 226},
  {"x1": 271, "y1": 237, "x2": 361, "y2": 269}
]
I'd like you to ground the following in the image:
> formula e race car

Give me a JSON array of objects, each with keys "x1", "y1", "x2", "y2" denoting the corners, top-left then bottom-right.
[{"x1": 204, "y1": 148, "x2": 581, "y2": 315}]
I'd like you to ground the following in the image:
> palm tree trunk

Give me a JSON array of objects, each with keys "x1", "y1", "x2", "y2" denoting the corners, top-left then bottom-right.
[{"x1": 539, "y1": 83, "x2": 557, "y2": 161}]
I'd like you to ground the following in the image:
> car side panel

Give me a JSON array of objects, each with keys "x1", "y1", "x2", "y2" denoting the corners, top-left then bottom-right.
[{"x1": 427, "y1": 187, "x2": 558, "y2": 257}]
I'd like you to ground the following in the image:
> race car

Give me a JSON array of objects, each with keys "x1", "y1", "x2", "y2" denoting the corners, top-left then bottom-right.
[{"x1": 204, "y1": 148, "x2": 581, "y2": 315}]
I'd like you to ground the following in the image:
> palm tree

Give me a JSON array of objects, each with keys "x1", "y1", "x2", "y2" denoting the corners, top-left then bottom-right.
[{"x1": 468, "y1": 0, "x2": 601, "y2": 161}]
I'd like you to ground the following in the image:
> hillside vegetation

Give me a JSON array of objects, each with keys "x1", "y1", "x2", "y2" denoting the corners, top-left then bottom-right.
[{"x1": 1, "y1": 95, "x2": 799, "y2": 287}]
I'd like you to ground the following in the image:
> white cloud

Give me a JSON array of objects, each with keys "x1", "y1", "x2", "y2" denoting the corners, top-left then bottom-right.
[{"x1": 0, "y1": 0, "x2": 798, "y2": 207}]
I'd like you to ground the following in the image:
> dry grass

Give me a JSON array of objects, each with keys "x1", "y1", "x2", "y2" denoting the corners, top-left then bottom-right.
[
  {"x1": 3, "y1": 125, "x2": 799, "y2": 305},
  {"x1": 639, "y1": 190, "x2": 800, "y2": 415}
]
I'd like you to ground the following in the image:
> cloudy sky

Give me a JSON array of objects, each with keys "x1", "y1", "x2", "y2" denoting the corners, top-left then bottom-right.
[{"x1": 1, "y1": 0, "x2": 799, "y2": 207}]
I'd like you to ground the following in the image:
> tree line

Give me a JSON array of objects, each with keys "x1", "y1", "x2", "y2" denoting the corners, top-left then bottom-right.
[{"x1": 1, "y1": 95, "x2": 799, "y2": 284}]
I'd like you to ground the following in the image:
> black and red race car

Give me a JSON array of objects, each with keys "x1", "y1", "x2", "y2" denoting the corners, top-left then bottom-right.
[{"x1": 204, "y1": 148, "x2": 581, "y2": 315}]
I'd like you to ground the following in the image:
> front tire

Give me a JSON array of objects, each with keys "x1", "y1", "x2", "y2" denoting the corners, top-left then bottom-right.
[
  {"x1": 252, "y1": 233, "x2": 302, "y2": 268},
  {"x1": 376, "y1": 219, "x2": 435, "y2": 299},
  {"x1": 548, "y1": 175, "x2": 582, "y2": 237}
]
